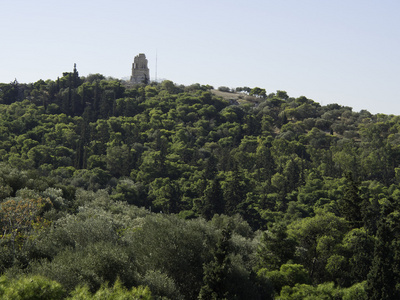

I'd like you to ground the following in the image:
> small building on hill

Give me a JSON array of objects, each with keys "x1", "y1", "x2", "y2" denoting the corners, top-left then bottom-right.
[{"x1": 130, "y1": 53, "x2": 150, "y2": 84}]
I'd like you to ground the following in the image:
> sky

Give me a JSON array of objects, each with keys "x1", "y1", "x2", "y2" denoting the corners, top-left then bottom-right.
[{"x1": 1, "y1": 0, "x2": 400, "y2": 115}]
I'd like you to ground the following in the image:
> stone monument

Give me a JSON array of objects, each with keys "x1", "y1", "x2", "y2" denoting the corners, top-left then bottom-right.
[{"x1": 130, "y1": 53, "x2": 150, "y2": 84}]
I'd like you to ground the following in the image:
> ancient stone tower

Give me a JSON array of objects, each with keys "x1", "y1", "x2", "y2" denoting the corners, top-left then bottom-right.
[{"x1": 130, "y1": 53, "x2": 150, "y2": 84}]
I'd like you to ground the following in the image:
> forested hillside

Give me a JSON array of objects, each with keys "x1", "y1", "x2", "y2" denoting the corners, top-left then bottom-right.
[{"x1": 0, "y1": 66, "x2": 399, "y2": 299}]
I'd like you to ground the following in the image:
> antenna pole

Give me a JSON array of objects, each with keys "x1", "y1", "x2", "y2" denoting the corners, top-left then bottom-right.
[{"x1": 155, "y1": 49, "x2": 158, "y2": 82}]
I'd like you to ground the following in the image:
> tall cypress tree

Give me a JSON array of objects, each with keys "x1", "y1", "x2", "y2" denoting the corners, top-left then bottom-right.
[
  {"x1": 199, "y1": 228, "x2": 231, "y2": 300},
  {"x1": 224, "y1": 167, "x2": 245, "y2": 216},
  {"x1": 204, "y1": 155, "x2": 218, "y2": 180},
  {"x1": 338, "y1": 172, "x2": 363, "y2": 228},
  {"x1": 367, "y1": 203, "x2": 398, "y2": 300},
  {"x1": 167, "y1": 181, "x2": 180, "y2": 214},
  {"x1": 200, "y1": 178, "x2": 224, "y2": 220},
  {"x1": 72, "y1": 63, "x2": 80, "y2": 88}
]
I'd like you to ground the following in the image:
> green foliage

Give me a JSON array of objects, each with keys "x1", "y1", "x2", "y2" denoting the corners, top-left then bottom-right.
[
  {"x1": 250, "y1": 87, "x2": 266, "y2": 98},
  {"x1": 287, "y1": 211, "x2": 348, "y2": 283},
  {"x1": 199, "y1": 228, "x2": 231, "y2": 300},
  {"x1": 342, "y1": 281, "x2": 368, "y2": 300},
  {"x1": 67, "y1": 280, "x2": 152, "y2": 300},
  {"x1": 279, "y1": 282, "x2": 341, "y2": 299},
  {"x1": 126, "y1": 214, "x2": 213, "y2": 299},
  {"x1": 339, "y1": 228, "x2": 375, "y2": 284},
  {"x1": 258, "y1": 264, "x2": 310, "y2": 294},
  {"x1": 198, "y1": 178, "x2": 224, "y2": 219},
  {"x1": 140, "y1": 270, "x2": 183, "y2": 300},
  {"x1": 257, "y1": 222, "x2": 296, "y2": 270},
  {"x1": 338, "y1": 173, "x2": 363, "y2": 227},
  {"x1": 0, "y1": 275, "x2": 65, "y2": 300},
  {"x1": 278, "y1": 281, "x2": 367, "y2": 300},
  {"x1": 367, "y1": 202, "x2": 399, "y2": 299},
  {"x1": 2, "y1": 70, "x2": 400, "y2": 298},
  {"x1": 32, "y1": 241, "x2": 135, "y2": 293},
  {"x1": 218, "y1": 86, "x2": 231, "y2": 93}
]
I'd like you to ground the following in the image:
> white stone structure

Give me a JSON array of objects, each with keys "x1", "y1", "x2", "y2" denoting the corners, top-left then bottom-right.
[{"x1": 130, "y1": 53, "x2": 150, "y2": 84}]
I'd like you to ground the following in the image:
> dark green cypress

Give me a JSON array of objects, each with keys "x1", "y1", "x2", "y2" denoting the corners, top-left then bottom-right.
[
  {"x1": 367, "y1": 203, "x2": 398, "y2": 300},
  {"x1": 199, "y1": 228, "x2": 231, "y2": 300},
  {"x1": 224, "y1": 168, "x2": 245, "y2": 216},
  {"x1": 338, "y1": 172, "x2": 363, "y2": 228},
  {"x1": 200, "y1": 178, "x2": 224, "y2": 220}
]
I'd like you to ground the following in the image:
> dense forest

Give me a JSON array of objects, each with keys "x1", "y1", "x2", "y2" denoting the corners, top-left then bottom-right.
[{"x1": 0, "y1": 65, "x2": 400, "y2": 299}]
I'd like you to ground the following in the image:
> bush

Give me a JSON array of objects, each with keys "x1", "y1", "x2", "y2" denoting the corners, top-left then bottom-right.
[
  {"x1": 218, "y1": 86, "x2": 231, "y2": 93},
  {"x1": 342, "y1": 281, "x2": 367, "y2": 300},
  {"x1": 279, "y1": 282, "x2": 342, "y2": 300},
  {"x1": 257, "y1": 264, "x2": 310, "y2": 294},
  {"x1": 32, "y1": 242, "x2": 136, "y2": 292},
  {"x1": 140, "y1": 270, "x2": 183, "y2": 300},
  {"x1": 0, "y1": 275, "x2": 65, "y2": 300},
  {"x1": 68, "y1": 280, "x2": 152, "y2": 300}
]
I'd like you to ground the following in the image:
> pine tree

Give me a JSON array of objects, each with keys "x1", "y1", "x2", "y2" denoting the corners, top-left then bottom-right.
[{"x1": 257, "y1": 222, "x2": 296, "y2": 270}]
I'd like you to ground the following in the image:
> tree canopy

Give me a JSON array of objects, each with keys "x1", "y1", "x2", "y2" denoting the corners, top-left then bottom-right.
[{"x1": 0, "y1": 67, "x2": 399, "y2": 298}]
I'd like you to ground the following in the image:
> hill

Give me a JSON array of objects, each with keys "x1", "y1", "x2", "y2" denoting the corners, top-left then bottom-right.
[{"x1": 0, "y1": 69, "x2": 398, "y2": 298}]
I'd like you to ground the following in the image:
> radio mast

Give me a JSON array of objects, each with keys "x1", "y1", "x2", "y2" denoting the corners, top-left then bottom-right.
[{"x1": 155, "y1": 49, "x2": 158, "y2": 82}]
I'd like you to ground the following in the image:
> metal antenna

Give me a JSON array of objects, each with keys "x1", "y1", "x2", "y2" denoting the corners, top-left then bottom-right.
[{"x1": 155, "y1": 49, "x2": 158, "y2": 82}]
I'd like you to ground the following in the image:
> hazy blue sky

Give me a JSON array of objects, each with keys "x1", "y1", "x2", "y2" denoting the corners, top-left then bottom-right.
[{"x1": 1, "y1": 0, "x2": 400, "y2": 114}]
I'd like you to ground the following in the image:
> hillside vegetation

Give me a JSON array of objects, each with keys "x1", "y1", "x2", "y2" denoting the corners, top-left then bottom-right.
[{"x1": 0, "y1": 67, "x2": 399, "y2": 299}]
